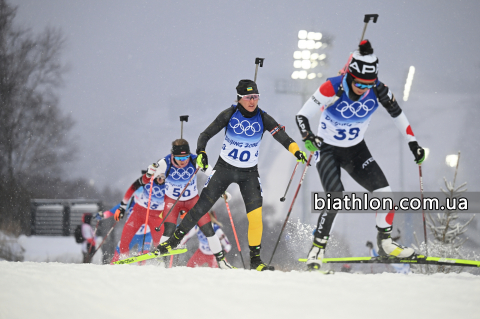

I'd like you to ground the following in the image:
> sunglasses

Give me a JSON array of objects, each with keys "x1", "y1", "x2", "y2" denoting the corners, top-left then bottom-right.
[
  {"x1": 353, "y1": 80, "x2": 375, "y2": 89},
  {"x1": 238, "y1": 94, "x2": 260, "y2": 101},
  {"x1": 174, "y1": 155, "x2": 189, "y2": 161}
]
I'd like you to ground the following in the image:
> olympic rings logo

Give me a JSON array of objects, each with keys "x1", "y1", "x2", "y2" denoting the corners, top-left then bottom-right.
[
  {"x1": 335, "y1": 99, "x2": 376, "y2": 118},
  {"x1": 144, "y1": 184, "x2": 165, "y2": 197},
  {"x1": 170, "y1": 166, "x2": 195, "y2": 180},
  {"x1": 229, "y1": 117, "x2": 261, "y2": 136}
]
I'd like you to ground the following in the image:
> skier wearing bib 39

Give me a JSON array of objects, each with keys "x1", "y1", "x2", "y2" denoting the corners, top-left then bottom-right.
[
  {"x1": 295, "y1": 40, "x2": 425, "y2": 271},
  {"x1": 157, "y1": 79, "x2": 307, "y2": 271}
]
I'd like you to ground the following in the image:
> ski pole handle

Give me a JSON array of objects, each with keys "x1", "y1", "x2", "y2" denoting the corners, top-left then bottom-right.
[{"x1": 154, "y1": 167, "x2": 200, "y2": 232}]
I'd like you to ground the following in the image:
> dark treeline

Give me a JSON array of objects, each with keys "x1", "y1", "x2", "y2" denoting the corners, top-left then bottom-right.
[{"x1": 0, "y1": 0, "x2": 121, "y2": 235}]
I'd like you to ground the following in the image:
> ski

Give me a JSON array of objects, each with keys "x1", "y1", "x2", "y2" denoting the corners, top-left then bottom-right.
[
  {"x1": 298, "y1": 255, "x2": 480, "y2": 268},
  {"x1": 114, "y1": 248, "x2": 188, "y2": 265}
]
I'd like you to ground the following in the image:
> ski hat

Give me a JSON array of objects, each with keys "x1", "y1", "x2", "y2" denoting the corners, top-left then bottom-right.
[
  {"x1": 82, "y1": 213, "x2": 92, "y2": 224},
  {"x1": 236, "y1": 79, "x2": 259, "y2": 96},
  {"x1": 348, "y1": 40, "x2": 379, "y2": 81}
]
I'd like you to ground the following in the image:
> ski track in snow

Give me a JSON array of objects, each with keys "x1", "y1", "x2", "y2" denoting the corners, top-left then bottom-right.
[{"x1": 0, "y1": 261, "x2": 479, "y2": 319}]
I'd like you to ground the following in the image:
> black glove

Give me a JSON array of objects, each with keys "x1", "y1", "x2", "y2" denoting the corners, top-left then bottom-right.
[
  {"x1": 408, "y1": 141, "x2": 425, "y2": 164},
  {"x1": 294, "y1": 150, "x2": 308, "y2": 164}
]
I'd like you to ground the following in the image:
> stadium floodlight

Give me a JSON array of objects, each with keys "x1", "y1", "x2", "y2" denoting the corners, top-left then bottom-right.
[
  {"x1": 445, "y1": 154, "x2": 458, "y2": 167},
  {"x1": 298, "y1": 70, "x2": 307, "y2": 79},
  {"x1": 301, "y1": 60, "x2": 311, "y2": 69},
  {"x1": 292, "y1": 29, "x2": 327, "y2": 80},
  {"x1": 298, "y1": 30, "x2": 308, "y2": 39},
  {"x1": 403, "y1": 66, "x2": 415, "y2": 101},
  {"x1": 301, "y1": 50, "x2": 311, "y2": 59},
  {"x1": 306, "y1": 40, "x2": 315, "y2": 49}
]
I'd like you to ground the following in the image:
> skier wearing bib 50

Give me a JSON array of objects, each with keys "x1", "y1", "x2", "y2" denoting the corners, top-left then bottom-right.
[
  {"x1": 147, "y1": 139, "x2": 234, "y2": 269},
  {"x1": 157, "y1": 79, "x2": 307, "y2": 271},
  {"x1": 295, "y1": 40, "x2": 425, "y2": 271}
]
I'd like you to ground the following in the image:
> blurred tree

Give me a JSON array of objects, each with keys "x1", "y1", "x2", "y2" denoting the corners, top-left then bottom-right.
[{"x1": 0, "y1": 0, "x2": 74, "y2": 234}]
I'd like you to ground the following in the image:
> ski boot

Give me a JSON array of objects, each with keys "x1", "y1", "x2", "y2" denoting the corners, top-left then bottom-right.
[
  {"x1": 377, "y1": 226, "x2": 415, "y2": 258},
  {"x1": 214, "y1": 250, "x2": 236, "y2": 269},
  {"x1": 306, "y1": 237, "x2": 328, "y2": 271},
  {"x1": 249, "y1": 245, "x2": 274, "y2": 271},
  {"x1": 156, "y1": 228, "x2": 186, "y2": 255}
]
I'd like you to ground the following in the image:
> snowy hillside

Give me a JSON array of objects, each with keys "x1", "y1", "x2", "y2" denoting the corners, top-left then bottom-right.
[{"x1": 1, "y1": 261, "x2": 479, "y2": 319}]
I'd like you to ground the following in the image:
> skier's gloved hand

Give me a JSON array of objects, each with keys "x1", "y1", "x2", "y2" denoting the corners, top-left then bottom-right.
[
  {"x1": 146, "y1": 162, "x2": 159, "y2": 178},
  {"x1": 408, "y1": 141, "x2": 425, "y2": 164},
  {"x1": 295, "y1": 150, "x2": 308, "y2": 164},
  {"x1": 114, "y1": 202, "x2": 127, "y2": 221},
  {"x1": 303, "y1": 131, "x2": 323, "y2": 152},
  {"x1": 196, "y1": 151, "x2": 208, "y2": 171},
  {"x1": 222, "y1": 191, "x2": 232, "y2": 202},
  {"x1": 94, "y1": 211, "x2": 103, "y2": 220}
]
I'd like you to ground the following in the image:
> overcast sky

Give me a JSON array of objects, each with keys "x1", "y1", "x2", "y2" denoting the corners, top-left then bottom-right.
[{"x1": 9, "y1": 0, "x2": 480, "y2": 198}]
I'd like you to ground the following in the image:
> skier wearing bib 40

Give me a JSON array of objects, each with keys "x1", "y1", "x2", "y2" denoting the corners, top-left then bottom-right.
[
  {"x1": 157, "y1": 79, "x2": 308, "y2": 271},
  {"x1": 295, "y1": 40, "x2": 425, "y2": 271},
  {"x1": 147, "y1": 139, "x2": 235, "y2": 269}
]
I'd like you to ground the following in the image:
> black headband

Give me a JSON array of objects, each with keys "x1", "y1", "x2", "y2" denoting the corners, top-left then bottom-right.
[{"x1": 171, "y1": 144, "x2": 190, "y2": 155}]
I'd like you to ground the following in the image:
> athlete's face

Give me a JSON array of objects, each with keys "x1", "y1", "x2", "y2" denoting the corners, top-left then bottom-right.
[
  {"x1": 239, "y1": 96, "x2": 258, "y2": 112},
  {"x1": 351, "y1": 78, "x2": 375, "y2": 96},
  {"x1": 172, "y1": 155, "x2": 190, "y2": 168}
]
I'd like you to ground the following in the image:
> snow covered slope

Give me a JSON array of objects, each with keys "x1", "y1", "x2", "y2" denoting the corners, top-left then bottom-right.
[{"x1": 0, "y1": 261, "x2": 478, "y2": 319}]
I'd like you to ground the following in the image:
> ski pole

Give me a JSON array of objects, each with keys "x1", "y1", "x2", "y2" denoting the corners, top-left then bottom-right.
[
  {"x1": 224, "y1": 196, "x2": 246, "y2": 269},
  {"x1": 92, "y1": 221, "x2": 118, "y2": 258},
  {"x1": 280, "y1": 162, "x2": 300, "y2": 202},
  {"x1": 141, "y1": 173, "x2": 156, "y2": 252},
  {"x1": 154, "y1": 167, "x2": 200, "y2": 232},
  {"x1": 418, "y1": 164, "x2": 428, "y2": 256},
  {"x1": 360, "y1": 14, "x2": 379, "y2": 42},
  {"x1": 254, "y1": 57, "x2": 265, "y2": 82},
  {"x1": 268, "y1": 152, "x2": 313, "y2": 266}
]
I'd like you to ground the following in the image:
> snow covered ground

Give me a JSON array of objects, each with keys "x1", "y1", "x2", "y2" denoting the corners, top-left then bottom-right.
[{"x1": 1, "y1": 261, "x2": 479, "y2": 319}]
